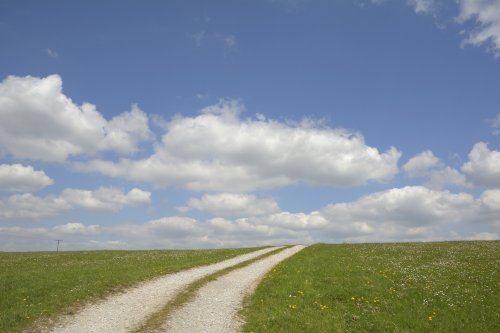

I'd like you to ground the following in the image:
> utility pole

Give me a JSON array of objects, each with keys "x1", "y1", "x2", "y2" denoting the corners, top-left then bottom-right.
[{"x1": 56, "y1": 239, "x2": 62, "y2": 252}]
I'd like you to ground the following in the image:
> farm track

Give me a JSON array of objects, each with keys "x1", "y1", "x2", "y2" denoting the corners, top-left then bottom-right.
[
  {"x1": 161, "y1": 245, "x2": 306, "y2": 333},
  {"x1": 47, "y1": 247, "x2": 280, "y2": 333}
]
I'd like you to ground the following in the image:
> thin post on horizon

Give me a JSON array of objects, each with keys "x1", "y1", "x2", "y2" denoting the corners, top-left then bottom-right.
[{"x1": 56, "y1": 240, "x2": 62, "y2": 252}]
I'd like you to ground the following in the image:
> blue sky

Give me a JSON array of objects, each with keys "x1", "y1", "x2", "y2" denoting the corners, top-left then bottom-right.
[{"x1": 0, "y1": 0, "x2": 499, "y2": 251}]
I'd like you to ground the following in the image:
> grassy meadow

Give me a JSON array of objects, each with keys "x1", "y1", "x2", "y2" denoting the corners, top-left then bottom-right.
[
  {"x1": 243, "y1": 241, "x2": 499, "y2": 333},
  {"x1": 0, "y1": 247, "x2": 261, "y2": 333}
]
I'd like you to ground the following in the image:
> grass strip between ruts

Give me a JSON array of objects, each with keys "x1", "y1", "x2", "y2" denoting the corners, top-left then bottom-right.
[{"x1": 133, "y1": 246, "x2": 289, "y2": 333}]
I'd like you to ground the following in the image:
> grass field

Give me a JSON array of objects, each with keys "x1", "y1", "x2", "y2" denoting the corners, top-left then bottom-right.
[
  {"x1": 0, "y1": 247, "x2": 262, "y2": 333},
  {"x1": 243, "y1": 241, "x2": 499, "y2": 333}
]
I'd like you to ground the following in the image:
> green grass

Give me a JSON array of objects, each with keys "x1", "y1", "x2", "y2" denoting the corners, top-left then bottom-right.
[
  {"x1": 0, "y1": 247, "x2": 263, "y2": 333},
  {"x1": 243, "y1": 241, "x2": 499, "y2": 333}
]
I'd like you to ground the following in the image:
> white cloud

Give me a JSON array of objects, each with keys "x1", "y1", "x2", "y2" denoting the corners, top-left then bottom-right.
[
  {"x1": 321, "y1": 186, "x2": 478, "y2": 228},
  {"x1": 0, "y1": 226, "x2": 53, "y2": 251},
  {"x1": 0, "y1": 187, "x2": 151, "y2": 220},
  {"x1": 52, "y1": 222, "x2": 100, "y2": 235},
  {"x1": 403, "y1": 150, "x2": 468, "y2": 189},
  {"x1": 252, "y1": 211, "x2": 328, "y2": 230},
  {"x1": 146, "y1": 217, "x2": 205, "y2": 238},
  {"x1": 465, "y1": 232, "x2": 498, "y2": 240},
  {"x1": 0, "y1": 194, "x2": 71, "y2": 220},
  {"x1": 84, "y1": 240, "x2": 129, "y2": 249},
  {"x1": 207, "y1": 216, "x2": 313, "y2": 245},
  {"x1": 403, "y1": 150, "x2": 441, "y2": 177},
  {"x1": 317, "y1": 186, "x2": 500, "y2": 242},
  {"x1": 102, "y1": 104, "x2": 152, "y2": 155},
  {"x1": 2, "y1": 185, "x2": 499, "y2": 250},
  {"x1": 0, "y1": 225, "x2": 109, "y2": 251},
  {"x1": 461, "y1": 142, "x2": 500, "y2": 188},
  {"x1": 75, "y1": 99, "x2": 401, "y2": 192},
  {"x1": 62, "y1": 187, "x2": 151, "y2": 212},
  {"x1": 407, "y1": 0, "x2": 437, "y2": 14},
  {"x1": 0, "y1": 75, "x2": 151, "y2": 162},
  {"x1": 426, "y1": 167, "x2": 469, "y2": 189},
  {"x1": 403, "y1": 0, "x2": 500, "y2": 57},
  {"x1": 456, "y1": 0, "x2": 500, "y2": 57},
  {"x1": 0, "y1": 164, "x2": 54, "y2": 192},
  {"x1": 181, "y1": 193, "x2": 280, "y2": 217},
  {"x1": 480, "y1": 189, "x2": 500, "y2": 210}
]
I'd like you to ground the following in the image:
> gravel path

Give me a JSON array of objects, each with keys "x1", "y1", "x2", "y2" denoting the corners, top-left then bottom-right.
[
  {"x1": 48, "y1": 247, "x2": 280, "y2": 333},
  {"x1": 162, "y1": 245, "x2": 306, "y2": 333}
]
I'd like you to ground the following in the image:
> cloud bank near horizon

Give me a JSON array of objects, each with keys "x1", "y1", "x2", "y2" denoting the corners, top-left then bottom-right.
[
  {"x1": 0, "y1": 74, "x2": 498, "y2": 250},
  {"x1": 1, "y1": 185, "x2": 498, "y2": 251}
]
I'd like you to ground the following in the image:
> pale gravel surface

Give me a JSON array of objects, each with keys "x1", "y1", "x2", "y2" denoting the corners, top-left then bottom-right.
[
  {"x1": 162, "y1": 245, "x2": 306, "y2": 333},
  {"x1": 48, "y1": 247, "x2": 280, "y2": 333}
]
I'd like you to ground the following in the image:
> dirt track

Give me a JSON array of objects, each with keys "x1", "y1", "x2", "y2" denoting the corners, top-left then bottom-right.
[
  {"x1": 161, "y1": 245, "x2": 305, "y2": 333},
  {"x1": 48, "y1": 247, "x2": 280, "y2": 333}
]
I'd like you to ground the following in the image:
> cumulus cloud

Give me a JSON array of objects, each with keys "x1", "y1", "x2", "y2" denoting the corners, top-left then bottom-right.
[
  {"x1": 456, "y1": 0, "x2": 500, "y2": 57},
  {"x1": 180, "y1": 193, "x2": 280, "y2": 217},
  {"x1": 146, "y1": 217, "x2": 205, "y2": 238},
  {"x1": 103, "y1": 104, "x2": 152, "y2": 154},
  {"x1": 0, "y1": 164, "x2": 54, "y2": 192},
  {"x1": 321, "y1": 186, "x2": 478, "y2": 228},
  {"x1": 426, "y1": 167, "x2": 469, "y2": 189},
  {"x1": 404, "y1": 144, "x2": 500, "y2": 190},
  {"x1": 62, "y1": 187, "x2": 151, "y2": 212},
  {"x1": 248, "y1": 211, "x2": 328, "y2": 230},
  {"x1": 480, "y1": 189, "x2": 500, "y2": 211},
  {"x1": 0, "y1": 75, "x2": 151, "y2": 162},
  {"x1": 0, "y1": 187, "x2": 151, "y2": 220},
  {"x1": 75, "y1": 99, "x2": 401, "y2": 192},
  {"x1": 52, "y1": 222, "x2": 100, "y2": 235},
  {"x1": 461, "y1": 142, "x2": 500, "y2": 188},
  {"x1": 317, "y1": 186, "x2": 500, "y2": 242},
  {"x1": 403, "y1": 150, "x2": 441, "y2": 177},
  {"x1": 0, "y1": 194, "x2": 71, "y2": 220},
  {"x1": 403, "y1": 150, "x2": 468, "y2": 189}
]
